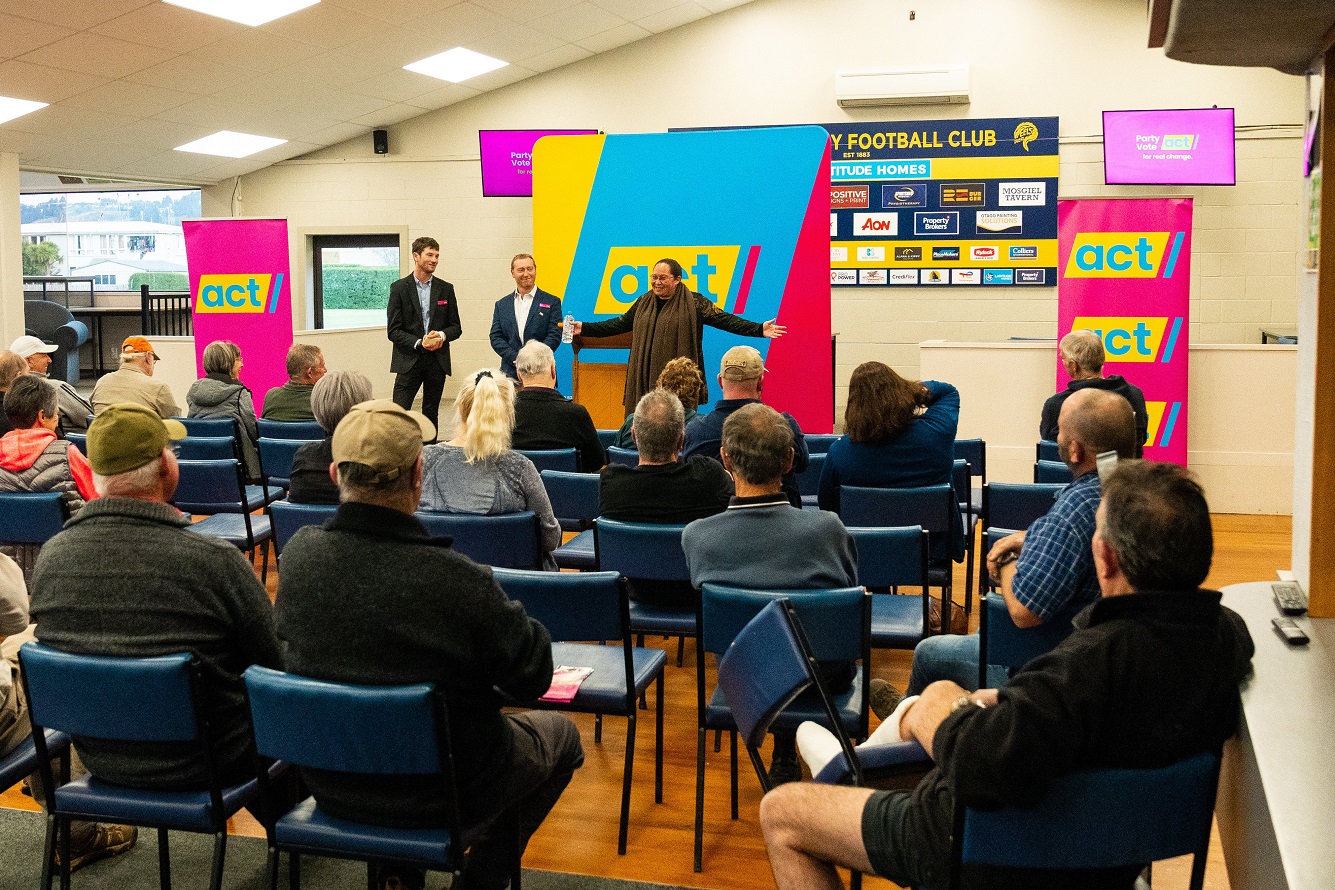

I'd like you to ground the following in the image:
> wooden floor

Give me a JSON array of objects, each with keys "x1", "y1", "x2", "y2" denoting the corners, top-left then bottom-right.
[{"x1": 0, "y1": 512, "x2": 1292, "y2": 890}]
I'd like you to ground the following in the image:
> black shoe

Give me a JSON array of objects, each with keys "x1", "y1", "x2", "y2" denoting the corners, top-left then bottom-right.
[
  {"x1": 375, "y1": 864, "x2": 426, "y2": 890},
  {"x1": 768, "y1": 754, "x2": 803, "y2": 785}
]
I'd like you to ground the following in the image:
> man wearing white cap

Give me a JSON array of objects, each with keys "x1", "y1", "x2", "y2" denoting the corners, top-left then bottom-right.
[
  {"x1": 89, "y1": 336, "x2": 179, "y2": 419},
  {"x1": 10, "y1": 335, "x2": 93, "y2": 433}
]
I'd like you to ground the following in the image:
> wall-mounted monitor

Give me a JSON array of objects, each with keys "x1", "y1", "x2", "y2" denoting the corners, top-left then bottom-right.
[
  {"x1": 1102, "y1": 108, "x2": 1236, "y2": 186},
  {"x1": 479, "y1": 129, "x2": 600, "y2": 197}
]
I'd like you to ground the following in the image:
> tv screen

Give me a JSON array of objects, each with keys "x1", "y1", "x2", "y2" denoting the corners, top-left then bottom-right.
[
  {"x1": 1102, "y1": 108, "x2": 1236, "y2": 186},
  {"x1": 479, "y1": 129, "x2": 599, "y2": 197}
]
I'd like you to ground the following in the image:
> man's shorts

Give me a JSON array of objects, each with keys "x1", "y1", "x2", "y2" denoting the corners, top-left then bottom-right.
[{"x1": 861, "y1": 789, "x2": 945, "y2": 889}]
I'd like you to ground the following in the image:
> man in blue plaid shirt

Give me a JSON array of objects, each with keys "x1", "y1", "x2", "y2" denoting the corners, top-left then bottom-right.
[{"x1": 897, "y1": 388, "x2": 1138, "y2": 699}]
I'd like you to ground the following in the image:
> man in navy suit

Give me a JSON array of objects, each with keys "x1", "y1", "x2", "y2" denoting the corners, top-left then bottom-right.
[
  {"x1": 489, "y1": 253, "x2": 563, "y2": 380},
  {"x1": 387, "y1": 236, "x2": 462, "y2": 432}
]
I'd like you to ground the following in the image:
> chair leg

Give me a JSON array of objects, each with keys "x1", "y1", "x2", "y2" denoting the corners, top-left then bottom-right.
[
  {"x1": 40, "y1": 812, "x2": 55, "y2": 890},
  {"x1": 618, "y1": 712, "x2": 636, "y2": 855},
  {"x1": 365, "y1": 861, "x2": 376, "y2": 890},
  {"x1": 714, "y1": 728, "x2": 721, "y2": 753},
  {"x1": 850, "y1": 868, "x2": 863, "y2": 889},
  {"x1": 209, "y1": 831, "x2": 227, "y2": 890},
  {"x1": 729, "y1": 730, "x2": 738, "y2": 820},
  {"x1": 265, "y1": 845, "x2": 279, "y2": 890},
  {"x1": 963, "y1": 530, "x2": 976, "y2": 621},
  {"x1": 59, "y1": 815, "x2": 71, "y2": 890},
  {"x1": 157, "y1": 827, "x2": 171, "y2": 890},
  {"x1": 594, "y1": 712, "x2": 603, "y2": 743},
  {"x1": 694, "y1": 726, "x2": 705, "y2": 873},
  {"x1": 654, "y1": 673, "x2": 664, "y2": 804},
  {"x1": 289, "y1": 852, "x2": 300, "y2": 890},
  {"x1": 260, "y1": 540, "x2": 270, "y2": 586},
  {"x1": 676, "y1": 636, "x2": 684, "y2": 667}
]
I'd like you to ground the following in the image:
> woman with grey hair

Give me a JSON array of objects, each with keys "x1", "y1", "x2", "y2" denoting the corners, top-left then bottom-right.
[
  {"x1": 287, "y1": 370, "x2": 373, "y2": 504},
  {"x1": 186, "y1": 340, "x2": 260, "y2": 480}
]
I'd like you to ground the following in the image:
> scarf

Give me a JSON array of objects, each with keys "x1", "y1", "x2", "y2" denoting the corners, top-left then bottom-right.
[{"x1": 623, "y1": 283, "x2": 705, "y2": 414}]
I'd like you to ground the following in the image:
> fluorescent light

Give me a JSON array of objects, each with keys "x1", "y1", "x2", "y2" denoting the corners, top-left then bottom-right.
[
  {"x1": 175, "y1": 130, "x2": 287, "y2": 158},
  {"x1": 404, "y1": 47, "x2": 508, "y2": 83},
  {"x1": 164, "y1": 0, "x2": 319, "y2": 27},
  {"x1": 0, "y1": 96, "x2": 48, "y2": 125}
]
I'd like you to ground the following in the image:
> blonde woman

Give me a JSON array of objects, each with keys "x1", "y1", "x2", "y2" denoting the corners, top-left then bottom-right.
[{"x1": 419, "y1": 369, "x2": 561, "y2": 568}]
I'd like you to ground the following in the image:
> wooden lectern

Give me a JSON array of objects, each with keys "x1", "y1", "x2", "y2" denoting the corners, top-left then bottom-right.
[{"x1": 570, "y1": 331, "x2": 632, "y2": 429}]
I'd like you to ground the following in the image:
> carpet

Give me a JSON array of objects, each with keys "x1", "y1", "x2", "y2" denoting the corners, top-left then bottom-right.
[{"x1": 0, "y1": 808, "x2": 688, "y2": 890}]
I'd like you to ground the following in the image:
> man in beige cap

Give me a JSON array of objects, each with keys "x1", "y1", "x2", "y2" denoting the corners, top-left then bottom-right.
[
  {"x1": 275, "y1": 399, "x2": 583, "y2": 890},
  {"x1": 682, "y1": 344, "x2": 809, "y2": 506},
  {"x1": 89, "y1": 336, "x2": 180, "y2": 419},
  {"x1": 10, "y1": 334, "x2": 93, "y2": 433},
  {"x1": 30, "y1": 404, "x2": 282, "y2": 797}
]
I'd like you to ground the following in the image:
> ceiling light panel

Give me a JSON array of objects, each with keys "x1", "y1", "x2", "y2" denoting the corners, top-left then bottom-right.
[
  {"x1": 404, "y1": 47, "x2": 508, "y2": 83},
  {"x1": 163, "y1": 0, "x2": 320, "y2": 27},
  {"x1": 175, "y1": 130, "x2": 287, "y2": 157},
  {"x1": 0, "y1": 96, "x2": 49, "y2": 125}
]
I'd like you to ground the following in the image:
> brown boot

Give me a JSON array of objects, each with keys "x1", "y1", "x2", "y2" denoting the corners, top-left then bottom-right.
[{"x1": 58, "y1": 823, "x2": 138, "y2": 872}]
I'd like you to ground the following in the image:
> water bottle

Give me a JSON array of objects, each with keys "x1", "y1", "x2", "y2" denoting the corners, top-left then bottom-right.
[{"x1": 561, "y1": 314, "x2": 575, "y2": 344}]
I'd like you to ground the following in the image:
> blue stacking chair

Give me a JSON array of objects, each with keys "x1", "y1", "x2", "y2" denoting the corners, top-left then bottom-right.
[
  {"x1": 595, "y1": 429, "x2": 619, "y2": 451},
  {"x1": 952, "y1": 459, "x2": 979, "y2": 617},
  {"x1": 977, "y1": 589, "x2": 1084, "y2": 689},
  {"x1": 257, "y1": 437, "x2": 310, "y2": 491},
  {"x1": 694, "y1": 583, "x2": 869, "y2": 872},
  {"x1": 173, "y1": 458, "x2": 274, "y2": 583},
  {"x1": 803, "y1": 433, "x2": 839, "y2": 455},
  {"x1": 257, "y1": 419, "x2": 324, "y2": 440},
  {"x1": 414, "y1": 510, "x2": 542, "y2": 569},
  {"x1": 0, "y1": 725, "x2": 70, "y2": 889},
  {"x1": 978, "y1": 483, "x2": 1063, "y2": 597},
  {"x1": 177, "y1": 435, "x2": 237, "y2": 461},
  {"x1": 176, "y1": 417, "x2": 237, "y2": 438},
  {"x1": 64, "y1": 432, "x2": 87, "y2": 454},
  {"x1": 950, "y1": 752, "x2": 1222, "y2": 890},
  {"x1": 20, "y1": 643, "x2": 283, "y2": 890},
  {"x1": 492, "y1": 569, "x2": 666, "y2": 854},
  {"x1": 1036, "y1": 439, "x2": 1060, "y2": 462},
  {"x1": 848, "y1": 525, "x2": 932, "y2": 649},
  {"x1": 0, "y1": 491, "x2": 69, "y2": 546},
  {"x1": 952, "y1": 437, "x2": 986, "y2": 517},
  {"x1": 1034, "y1": 459, "x2": 1074, "y2": 484},
  {"x1": 540, "y1": 470, "x2": 599, "y2": 570},
  {"x1": 605, "y1": 446, "x2": 638, "y2": 467},
  {"x1": 176, "y1": 419, "x2": 278, "y2": 510},
  {"x1": 269, "y1": 500, "x2": 338, "y2": 556},
  {"x1": 594, "y1": 519, "x2": 694, "y2": 667},
  {"x1": 515, "y1": 448, "x2": 578, "y2": 473},
  {"x1": 244, "y1": 666, "x2": 521, "y2": 890},
  {"x1": 795, "y1": 452, "x2": 826, "y2": 509}
]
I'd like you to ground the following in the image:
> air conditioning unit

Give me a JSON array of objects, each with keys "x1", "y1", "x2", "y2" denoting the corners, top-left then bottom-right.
[{"x1": 835, "y1": 65, "x2": 971, "y2": 108}]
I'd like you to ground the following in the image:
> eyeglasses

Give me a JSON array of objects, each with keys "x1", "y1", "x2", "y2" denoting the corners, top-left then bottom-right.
[{"x1": 650, "y1": 274, "x2": 673, "y2": 282}]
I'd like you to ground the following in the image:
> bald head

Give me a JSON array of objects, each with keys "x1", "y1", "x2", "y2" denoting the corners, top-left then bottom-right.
[
  {"x1": 1056, "y1": 388, "x2": 1137, "y2": 474},
  {"x1": 1060, "y1": 329, "x2": 1106, "y2": 377}
]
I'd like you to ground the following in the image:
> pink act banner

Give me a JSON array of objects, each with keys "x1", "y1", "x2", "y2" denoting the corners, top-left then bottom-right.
[
  {"x1": 1057, "y1": 198, "x2": 1192, "y2": 464},
  {"x1": 183, "y1": 218, "x2": 294, "y2": 402}
]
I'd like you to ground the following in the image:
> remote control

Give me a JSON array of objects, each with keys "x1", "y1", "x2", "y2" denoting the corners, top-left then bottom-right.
[
  {"x1": 1272, "y1": 616, "x2": 1310, "y2": 646},
  {"x1": 1272, "y1": 581, "x2": 1308, "y2": 615}
]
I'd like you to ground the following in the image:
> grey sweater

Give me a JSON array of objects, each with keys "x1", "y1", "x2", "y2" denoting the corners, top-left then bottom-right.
[
  {"x1": 418, "y1": 444, "x2": 562, "y2": 558},
  {"x1": 30, "y1": 497, "x2": 281, "y2": 788}
]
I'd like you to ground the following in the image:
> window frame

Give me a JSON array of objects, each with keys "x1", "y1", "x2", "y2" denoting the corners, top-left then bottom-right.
[{"x1": 309, "y1": 232, "x2": 402, "y2": 331}]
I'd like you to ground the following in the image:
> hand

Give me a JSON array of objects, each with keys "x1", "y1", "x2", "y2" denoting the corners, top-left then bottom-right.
[
  {"x1": 986, "y1": 531, "x2": 1026, "y2": 583},
  {"x1": 422, "y1": 331, "x2": 444, "y2": 351},
  {"x1": 762, "y1": 319, "x2": 786, "y2": 338},
  {"x1": 973, "y1": 688, "x2": 999, "y2": 707},
  {"x1": 569, "y1": 320, "x2": 582, "y2": 336}
]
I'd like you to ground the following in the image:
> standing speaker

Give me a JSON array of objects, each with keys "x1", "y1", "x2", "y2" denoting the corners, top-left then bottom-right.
[{"x1": 373, "y1": 129, "x2": 389, "y2": 155}]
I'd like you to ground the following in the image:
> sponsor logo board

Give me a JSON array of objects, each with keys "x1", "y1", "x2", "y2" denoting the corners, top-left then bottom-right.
[
  {"x1": 976, "y1": 211, "x2": 1023, "y2": 233},
  {"x1": 830, "y1": 184, "x2": 869, "y2": 209},
  {"x1": 932, "y1": 247, "x2": 961, "y2": 261},
  {"x1": 856, "y1": 246, "x2": 885, "y2": 262},
  {"x1": 914, "y1": 212, "x2": 960, "y2": 236},
  {"x1": 922, "y1": 269, "x2": 948, "y2": 285},
  {"x1": 858, "y1": 269, "x2": 888, "y2": 285},
  {"x1": 970, "y1": 246, "x2": 999, "y2": 261},
  {"x1": 830, "y1": 213, "x2": 838, "y2": 237},
  {"x1": 998, "y1": 181, "x2": 1047, "y2": 205},
  {"x1": 952, "y1": 269, "x2": 980, "y2": 284},
  {"x1": 853, "y1": 213, "x2": 899, "y2": 236},
  {"x1": 939, "y1": 182, "x2": 986, "y2": 206},
  {"x1": 983, "y1": 269, "x2": 1015, "y2": 284},
  {"x1": 882, "y1": 183, "x2": 927, "y2": 207},
  {"x1": 1009, "y1": 245, "x2": 1038, "y2": 259},
  {"x1": 830, "y1": 247, "x2": 848, "y2": 263},
  {"x1": 831, "y1": 268, "x2": 858, "y2": 285},
  {"x1": 1015, "y1": 268, "x2": 1047, "y2": 284},
  {"x1": 889, "y1": 270, "x2": 919, "y2": 284},
  {"x1": 894, "y1": 247, "x2": 923, "y2": 262}
]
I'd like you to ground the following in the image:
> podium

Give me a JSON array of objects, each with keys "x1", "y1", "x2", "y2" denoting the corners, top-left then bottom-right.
[{"x1": 571, "y1": 331, "x2": 632, "y2": 429}]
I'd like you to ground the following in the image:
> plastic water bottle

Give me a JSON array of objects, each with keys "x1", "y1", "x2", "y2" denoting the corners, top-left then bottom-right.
[{"x1": 561, "y1": 314, "x2": 575, "y2": 344}]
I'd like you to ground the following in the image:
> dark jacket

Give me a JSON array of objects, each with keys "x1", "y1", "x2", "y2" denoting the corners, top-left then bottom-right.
[
  {"x1": 490, "y1": 289, "x2": 563, "y2": 379},
  {"x1": 187, "y1": 373, "x2": 261, "y2": 480},
  {"x1": 1040, "y1": 376, "x2": 1149, "y2": 457},
  {"x1": 682, "y1": 398, "x2": 809, "y2": 507},
  {"x1": 512, "y1": 387, "x2": 605, "y2": 471},
  {"x1": 386, "y1": 274, "x2": 462, "y2": 375},
  {"x1": 287, "y1": 437, "x2": 337, "y2": 504}
]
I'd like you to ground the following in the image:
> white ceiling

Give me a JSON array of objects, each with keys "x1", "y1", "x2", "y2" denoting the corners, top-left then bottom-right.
[{"x1": 0, "y1": 0, "x2": 756, "y2": 191}]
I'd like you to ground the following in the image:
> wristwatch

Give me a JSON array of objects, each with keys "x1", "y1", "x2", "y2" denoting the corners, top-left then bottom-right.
[{"x1": 949, "y1": 695, "x2": 974, "y2": 713}]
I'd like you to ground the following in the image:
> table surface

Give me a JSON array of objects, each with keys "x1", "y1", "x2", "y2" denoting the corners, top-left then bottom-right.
[{"x1": 1219, "y1": 582, "x2": 1333, "y2": 889}]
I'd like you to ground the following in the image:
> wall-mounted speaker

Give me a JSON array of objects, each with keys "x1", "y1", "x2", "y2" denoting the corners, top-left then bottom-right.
[{"x1": 373, "y1": 129, "x2": 389, "y2": 154}]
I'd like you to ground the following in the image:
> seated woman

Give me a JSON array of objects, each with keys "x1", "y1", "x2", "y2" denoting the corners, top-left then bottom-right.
[
  {"x1": 287, "y1": 370, "x2": 373, "y2": 505},
  {"x1": 419, "y1": 369, "x2": 562, "y2": 569},
  {"x1": 0, "y1": 350, "x2": 30, "y2": 438},
  {"x1": 613, "y1": 356, "x2": 705, "y2": 449},
  {"x1": 186, "y1": 340, "x2": 260, "y2": 481},
  {"x1": 817, "y1": 361, "x2": 964, "y2": 562}
]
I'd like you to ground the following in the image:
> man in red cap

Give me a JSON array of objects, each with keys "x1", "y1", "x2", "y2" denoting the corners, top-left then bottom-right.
[{"x1": 90, "y1": 336, "x2": 180, "y2": 419}]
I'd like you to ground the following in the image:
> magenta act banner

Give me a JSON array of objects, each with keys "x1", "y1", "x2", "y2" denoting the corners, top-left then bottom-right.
[
  {"x1": 1057, "y1": 198, "x2": 1191, "y2": 464},
  {"x1": 183, "y1": 218, "x2": 294, "y2": 402}
]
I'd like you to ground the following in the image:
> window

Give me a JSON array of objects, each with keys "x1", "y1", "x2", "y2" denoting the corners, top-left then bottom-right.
[{"x1": 311, "y1": 234, "x2": 401, "y2": 330}]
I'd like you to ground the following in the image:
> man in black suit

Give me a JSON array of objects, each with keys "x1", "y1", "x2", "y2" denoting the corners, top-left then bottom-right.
[
  {"x1": 386, "y1": 236, "x2": 462, "y2": 432},
  {"x1": 489, "y1": 253, "x2": 563, "y2": 380}
]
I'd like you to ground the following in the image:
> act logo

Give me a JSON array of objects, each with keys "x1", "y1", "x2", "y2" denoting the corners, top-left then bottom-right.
[
  {"x1": 1071, "y1": 316, "x2": 1184, "y2": 363},
  {"x1": 596, "y1": 248, "x2": 740, "y2": 314},
  {"x1": 1063, "y1": 232, "x2": 1185, "y2": 279},
  {"x1": 195, "y1": 274, "x2": 282, "y2": 314},
  {"x1": 1143, "y1": 401, "x2": 1183, "y2": 448}
]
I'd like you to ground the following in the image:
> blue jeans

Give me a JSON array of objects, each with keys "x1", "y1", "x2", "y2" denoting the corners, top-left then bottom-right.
[{"x1": 906, "y1": 633, "x2": 1009, "y2": 695}]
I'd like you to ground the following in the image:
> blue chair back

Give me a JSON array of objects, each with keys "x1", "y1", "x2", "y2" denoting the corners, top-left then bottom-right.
[
  {"x1": 716, "y1": 599, "x2": 817, "y2": 751},
  {"x1": 177, "y1": 416, "x2": 237, "y2": 438},
  {"x1": 0, "y1": 492, "x2": 69, "y2": 544},
  {"x1": 258, "y1": 437, "x2": 308, "y2": 487},
  {"x1": 516, "y1": 448, "x2": 579, "y2": 473},
  {"x1": 1036, "y1": 440, "x2": 1060, "y2": 462},
  {"x1": 172, "y1": 458, "x2": 247, "y2": 514},
  {"x1": 257, "y1": 419, "x2": 324, "y2": 439},
  {"x1": 492, "y1": 569, "x2": 623, "y2": 643},
  {"x1": 594, "y1": 518, "x2": 689, "y2": 582},
  {"x1": 978, "y1": 591, "x2": 1082, "y2": 684},
  {"x1": 540, "y1": 469, "x2": 600, "y2": 532},
  {"x1": 177, "y1": 435, "x2": 237, "y2": 461},
  {"x1": 606, "y1": 446, "x2": 639, "y2": 467},
  {"x1": 957, "y1": 752, "x2": 1220, "y2": 879},
  {"x1": 953, "y1": 438, "x2": 986, "y2": 482},
  {"x1": 596, "y1": 429, "x2": 619, "y2": 450},
  {"x1": 984, "y1": 482, "x2": 1063, "y2": 532},
  {"x1": 270, "y1": 500, "x2": 338, "y2": 554},
  {"x1": 65, "y1": 432, "x2": 87, "y2": 453},
  {"x1": 1034, "y1": 459, "x2": 1074, "y2": 484},
  {"x1": 803, "y1": 434, "x2": 839, "y2": 454},
  {"x1": 796, "y1": 452, "x2": 826, "y2": 498},
  {"x1": 952, "y1": 459, "x2": 971, "y2": 511},
  {"x1": 20, "y1": 644, "x2": 198, "y2": 742},
  {"x1": 414, "y1": 510, "x2": 542, "y2": 569},
  {"x1": 848, "y1": 526, "x2": 929, "y2": 590},
  {"x1": 700, "y1": 584, "x2": 866, "y2": 664},
  {"x1": 840, "y1": 484, "x2": 954, "y2": 536}
]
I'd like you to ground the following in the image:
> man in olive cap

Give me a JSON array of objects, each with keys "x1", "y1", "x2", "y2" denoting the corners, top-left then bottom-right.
[
  {"x1": 275, "y1": 399, "x2": 583, "y2": 890},
  {"x1": 30, "y1": 403, "x2": 282, "y2": 792},
  {"x1": 90, "y1": 336, "x2": 180, "y2": 419}
]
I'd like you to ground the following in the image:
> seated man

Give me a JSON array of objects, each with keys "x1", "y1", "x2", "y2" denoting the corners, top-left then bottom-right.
[
  {"x1": 894, "y1": 387, "x2": 1137, "y2": 709},
  {"x1": 1041, "y1": 329, "x2": 1148, "y2": 456},
  {"x1": 511, "y1": 341, "x2": 604, "y2": 471},
  {"x1": 10, "y1": 335, "x2": 93, "y2": 433},
  {"x1": 261, "y1": 343, "x2": 326, "y2": 421},
  {"x1": 30, "y1": 404, "x2": 282, "y2": 790},
  {"x1": 0, "y1": 376, "x2": 97, "y2": 515},
  {"x1": 683, "y1": 403, "x2": 857, "y2": 783},
  {"x1": 90, "y1": 337, "x2": 180, "y2": 419},
  {"x1": 601, "y1": 388, "x2": 733, "y2": 606},
  {"x1": 682, "y1": 346, "x2": 808, "y2": 507},
  {"x1": 762, "y1": 460, "x2": 1254, "y2": 890},
  {"x1": 275, "y1": 401, "x2": 584, "y2": 890}
]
